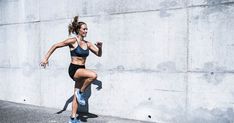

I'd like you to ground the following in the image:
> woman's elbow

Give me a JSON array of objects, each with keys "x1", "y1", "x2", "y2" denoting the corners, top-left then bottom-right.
[
  {"x1": 52, "y1": 44, "x2": 58, "y2": 49},
  {"x1": 97, "y1": 52, "x2": 102, "y2": 57},
  {"x1": 53, "y1": 43, "x2": 64, "y2": 49}
]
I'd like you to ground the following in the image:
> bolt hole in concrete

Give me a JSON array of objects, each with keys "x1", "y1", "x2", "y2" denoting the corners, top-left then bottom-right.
[
  {"x1": 148, "y1": 115, "x2": 151, "y2": 118},
  {"x1": 23, "y1": 99, "x2": 26, "y2": 101},
  {"x1": 210, "y1": 72, "x2": 214, "y2": 75}
]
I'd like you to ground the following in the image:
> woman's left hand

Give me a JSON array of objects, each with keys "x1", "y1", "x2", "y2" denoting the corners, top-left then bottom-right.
[
  {"x1": 40, "y1": 58, "x2": 49, "y2": 69},
  {"x1": 95, "y1": 42, "x2": 103, "y2": 49}
]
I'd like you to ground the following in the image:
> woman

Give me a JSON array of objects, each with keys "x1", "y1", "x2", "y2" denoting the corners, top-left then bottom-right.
[{"x1": 40, "y1": 16, "x2": 102, "y2": 123}]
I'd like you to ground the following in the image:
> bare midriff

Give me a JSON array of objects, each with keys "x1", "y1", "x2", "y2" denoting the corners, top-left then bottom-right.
[{"x1": 71, "y1": 57, "x2": 86, "y2": 65}]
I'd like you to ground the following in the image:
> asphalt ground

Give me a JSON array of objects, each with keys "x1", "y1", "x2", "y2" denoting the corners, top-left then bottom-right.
[{"x1": 0, "y1": 100, "x2": 153, "y2": 123}]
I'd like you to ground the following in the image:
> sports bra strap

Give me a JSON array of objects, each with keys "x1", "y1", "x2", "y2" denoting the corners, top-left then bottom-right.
[{"x1": 74, "y1": 36, "x2": 79, "y2": 42}]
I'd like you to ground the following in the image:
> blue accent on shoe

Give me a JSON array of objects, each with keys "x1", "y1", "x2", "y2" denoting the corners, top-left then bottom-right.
[
  {"x1": 68, "y1": 118, "x2": 80, "y2": 123},
  {"x1": 75, "y1": 89, "x2": 85, "y2": 106}
]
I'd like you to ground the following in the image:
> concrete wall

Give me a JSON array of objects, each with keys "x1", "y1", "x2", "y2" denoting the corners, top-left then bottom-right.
[{"x1": 1, "y1": 0, "x2": 234, "y2": 122}]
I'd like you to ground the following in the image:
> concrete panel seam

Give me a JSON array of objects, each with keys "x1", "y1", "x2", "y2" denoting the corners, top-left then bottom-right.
[
  {"x1": 106, "y1": 69, "x2": 187, "y2": 73},
  {"x1": 188, "y1": 71, "x2": 234, "y2": 74},
  {"x1": 0, "y1": 21, "x2": 40, "y2": 26},
  {"x1": 154, "y1": 89, "x2": 184, "y2": 92},
  {"x1": 0, "y1": 67, "x2": 40, "y2": 69},
  {"x1": 188, "y1": 1, "x2": 234, "y2": 8},
  {"x1": 38, "y1": 16, "x2": 42, "y2": 106},
  {"x1": 185, "y1": 0, "x2": 189, "y2": 121}
]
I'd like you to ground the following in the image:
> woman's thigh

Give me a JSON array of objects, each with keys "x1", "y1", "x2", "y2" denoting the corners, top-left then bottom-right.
[
  {"x1": 73, "y1": 68, "x2": 97, "y2": 80},
  {"x1": 73, "y1": 68, "x2": 97, "y2": 88}
]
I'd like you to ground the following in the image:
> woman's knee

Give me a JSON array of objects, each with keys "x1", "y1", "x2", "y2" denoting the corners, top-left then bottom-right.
[{"x1": 90, "y1": 72, "x2": 97, "y2": 80}]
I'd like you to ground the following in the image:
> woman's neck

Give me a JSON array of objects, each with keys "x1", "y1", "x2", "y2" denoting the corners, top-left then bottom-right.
[{"x1": 76, "y1": 35, "x2": 84, "y2": 41}]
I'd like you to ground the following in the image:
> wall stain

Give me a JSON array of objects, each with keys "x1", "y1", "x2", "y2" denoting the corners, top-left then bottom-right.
[
  {"x1": 201, "y1": 62, "x2": 226, "y2": 85},
  {"x1": 1, "y1": 60, "x2": 10, "y2": 67},
  {"x1": 116, "y1": 65, "x2": 125, "y2": 71},
  {"x1": 159, "y1": 0, "x2": 178, "y2": 18},
  {"x1": 160, "y1": 9, "x2": 171, "y2": 18},
  {"x1": 160, "y1": 0, "x2": 178, "y2": 8},
  {"x1": 157, "y1": 61, "x2": 176, "y2": 72},
  {"x1": 82, "y1": 1, "x2": 88, "y2": 15},
  {"x1": 206, "y1": 0, "x2": 228, "y2": 5},
  {"x1": 201, "y1": 1, "x2": 229, "y2": 20},
  {"x1": 170, "y1": 107, "x2": 234, "y2": 123},
  {"x1": 186, "y1": 108, "x2": 234, "y2": 123},
  {"x1": 202, "y1": 72, "x2": 225, "y2": 85},
  {"x1": 205, "y1": 5, "x2": 229, "y2": 15},
  {"x1": 191, "y1": 1, "x2": 230, "y2": 22},
  {"x1": 131, "y1": 101, "x2": 156, "y2": 122},
  {"x1": 202, "y1": 62, "x2": 226, "y2": 72}
]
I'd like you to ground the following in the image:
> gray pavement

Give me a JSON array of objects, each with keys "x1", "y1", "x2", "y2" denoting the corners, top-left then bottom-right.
[{"x1": 0, "y1": 100, "x2": 153, "y2": 123}]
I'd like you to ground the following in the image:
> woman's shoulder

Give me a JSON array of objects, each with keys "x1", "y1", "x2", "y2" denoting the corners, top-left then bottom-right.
[
  {"x1": 67, "y1": 37, "x2": 77, "y2": 42},
  {"x1": 63, "y1": 37, "x2": 77, "y2": 46},
  {"x1": 68, "y1": 34, "x2": 77, "y2": 40},
  {"x1": 84, "y1": 40, "x2": 92, "y2": 46}
]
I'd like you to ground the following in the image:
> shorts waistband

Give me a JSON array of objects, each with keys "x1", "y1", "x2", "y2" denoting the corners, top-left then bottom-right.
[{"x1": 70, "y1": 63, "x2": 85, "y2": 67}]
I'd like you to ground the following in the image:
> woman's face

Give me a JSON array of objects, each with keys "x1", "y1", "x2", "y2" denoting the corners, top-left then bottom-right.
[{"x1": 79, "y1": 24, "x2": 88, "y2": 37}]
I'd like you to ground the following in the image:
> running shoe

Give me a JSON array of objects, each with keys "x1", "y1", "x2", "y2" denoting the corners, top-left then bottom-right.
[
  {"x1": 75, "y1": 89, "x2": 85, "y2": 106},
  {"x1": 68, "y1": 117, "x2": 80, "y2": 123}
]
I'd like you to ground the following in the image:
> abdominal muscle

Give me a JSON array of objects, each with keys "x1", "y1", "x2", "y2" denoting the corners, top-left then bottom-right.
[{"x1": 71, "y1": 57, "x2": 86, "y2": 65}]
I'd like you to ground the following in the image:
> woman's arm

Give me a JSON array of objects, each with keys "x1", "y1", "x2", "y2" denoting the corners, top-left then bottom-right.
[
  {"x1": 40, "y1": 38, "x2": 76, "y2": 68},
  {"x1": 87, "y1": 41, "x2": 102, "y2": 57}
]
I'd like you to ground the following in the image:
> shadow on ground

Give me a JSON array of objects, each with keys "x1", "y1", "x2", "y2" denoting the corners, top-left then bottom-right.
[
  {"x1": 77, "y1": 112, "x2": 98, "y2": 122},
  {"x1": 56, "y1": 79, "x2": 102, "y2": 121}
]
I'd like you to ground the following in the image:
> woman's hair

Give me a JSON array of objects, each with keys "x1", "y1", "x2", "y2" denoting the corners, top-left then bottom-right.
[{"x1": 68, "y1": 16, "x2": 86, "y2": 35}]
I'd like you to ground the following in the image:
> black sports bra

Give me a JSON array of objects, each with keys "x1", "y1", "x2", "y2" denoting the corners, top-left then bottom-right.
[{"x1": 70, "y1": 37, "x2": 89, "y2": 57}]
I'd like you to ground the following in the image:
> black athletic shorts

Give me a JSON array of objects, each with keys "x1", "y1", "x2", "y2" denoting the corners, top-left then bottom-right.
[{"x1": 68, "y1": 63, "x2": 85, "y2": 80}]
